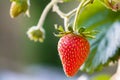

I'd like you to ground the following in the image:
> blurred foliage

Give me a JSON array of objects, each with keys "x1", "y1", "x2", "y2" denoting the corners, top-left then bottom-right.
[
  {"x1": 63, "y1": 0, "x2": 81, "y2": 2},
  {"x1": 21, "y1": 0, "x2": 61, "y2": 67},
  {"x1": 76, "y1": 0, "x2": 120, "y2": 73},
  {"x1": 91, "y1": 74, "x2": 110, "y2": 80}
]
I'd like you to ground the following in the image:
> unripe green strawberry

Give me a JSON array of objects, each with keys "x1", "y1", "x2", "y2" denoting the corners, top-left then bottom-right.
[
  {"x1": 10, "y1": 0, "x2": 30, "y2": 18},
  {"x1": 58, "y1": 33, "x2": 90, "y2": 77}
]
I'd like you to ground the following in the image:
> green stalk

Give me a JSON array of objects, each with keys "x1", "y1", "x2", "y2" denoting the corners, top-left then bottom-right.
[
  {"x1": 73, "y1": 0, "x2": 86, "y2": 32},
  {"x1": 73, "y1": 0, "x2": 94, "y2": 32}
]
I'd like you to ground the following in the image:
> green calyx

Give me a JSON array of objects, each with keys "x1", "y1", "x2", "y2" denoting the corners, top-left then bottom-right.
[
  {"x1": 27, "y1": 26, "x2": 45, "y2": 42},
  {"x1": 54, "y1": 25, "x2": 73, "y2": 37},
  {"x1": 30, "y1": 29, "x2": 44, "y2": 42},
  {"x1": 77, "y1": 27, "x2": 98, "y2": 39},
  {"x1": 54, "y1": 25, "x2": 98, "y2": 39}
]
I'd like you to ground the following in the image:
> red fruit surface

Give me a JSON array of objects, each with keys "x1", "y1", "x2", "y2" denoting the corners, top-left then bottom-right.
[{"x1": 58, "y1": 33, "x2": 90, "y2": 77}]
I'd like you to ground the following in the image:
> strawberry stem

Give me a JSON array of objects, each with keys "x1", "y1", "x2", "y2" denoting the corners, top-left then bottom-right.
[
  {"x1": 73, "y1": 0, "x2": 94, "y2": 32},
  {"x1": 53, "y1": 4, "x2": 77, "y2": 32},
  {"x1": 37, "y1": 0, "x2": 59, "y2": 30},
  {"x1": 73, "y1": 0, "x2": 86, "y2": 31}
]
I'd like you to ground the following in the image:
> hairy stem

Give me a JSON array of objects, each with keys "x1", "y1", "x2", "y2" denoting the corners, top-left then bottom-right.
[
  {"x1": 37, "y1": 0, "x2": 59, "y2": 30},
  {"x1": 53, "y1": 4, "x2": 66, "y2": 19},
  {"x1": 53, "y1": 4, "x2": 77, "y2": 31},
  {"x1": 64, "y1": 18, "x2": 69, "y2": 31},
  {"x1": 66, "y1": 8, "x2": 77, "y2": 18},
  {"x1": 53, "y1": 4, "x2": 68, "y2": 31}
]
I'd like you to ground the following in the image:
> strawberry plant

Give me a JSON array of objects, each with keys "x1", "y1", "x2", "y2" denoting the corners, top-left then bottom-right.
[{"x1": 9, "y1": 0, "x2": 120, "y2": 79}]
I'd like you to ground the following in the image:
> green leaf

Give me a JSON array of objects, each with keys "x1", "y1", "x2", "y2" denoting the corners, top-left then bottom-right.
[
  {"x1": 63, "y1": 0, "x2": 81, "y2": 2},
  {"x1": 76, "y1": 0, "x2": 120, "y2": 73},
  {"x1": 63, "y1": 0, "x2": 73, "y2": 2},
  {"x1": 92, "y1": 22, "x2": 120, "y2": 67}
]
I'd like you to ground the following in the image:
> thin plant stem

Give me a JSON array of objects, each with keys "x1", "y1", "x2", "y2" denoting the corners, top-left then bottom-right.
[
  {"x1": 53, "y1": 4, "x2": 77, "y2": 31},
  {"x1": 37, "y1": 0, "x2": 59, "y2": 30},
  {"x1": 73, "y1": 0, "x2": 93, "y2": 32},
  {"x1": 73, "y1": 0, "x2": 85, "y2": 32}
]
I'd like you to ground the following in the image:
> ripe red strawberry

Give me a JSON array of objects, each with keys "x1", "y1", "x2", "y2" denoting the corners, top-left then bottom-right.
[{"x1": 58, "y1": 33, "x2": 90, "y2": 77}]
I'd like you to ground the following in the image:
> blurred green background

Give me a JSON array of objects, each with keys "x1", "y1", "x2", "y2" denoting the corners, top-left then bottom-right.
[
  {"x1": 22, "y1": 0, "x2": 60, "y2": 67},
  {"x1": 0, "y1": 0, "x2": 61, "y2": 68}
]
